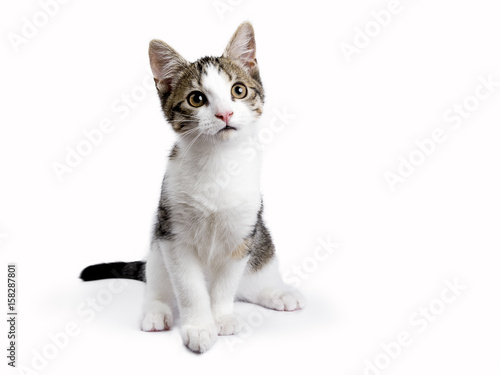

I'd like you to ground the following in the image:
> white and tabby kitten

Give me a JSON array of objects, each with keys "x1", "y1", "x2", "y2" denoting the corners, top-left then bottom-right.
[{"x1": 81, "y1": 22, "x2": 304, "y2": 353}]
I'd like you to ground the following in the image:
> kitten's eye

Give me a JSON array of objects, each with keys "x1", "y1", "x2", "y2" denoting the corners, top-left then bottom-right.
[
  {"x1": 231, "y1": 83, "x2": 247, "y2": 99},
  {"x1": 187, "y1": 91, "x2": 207, "y2": 107}
]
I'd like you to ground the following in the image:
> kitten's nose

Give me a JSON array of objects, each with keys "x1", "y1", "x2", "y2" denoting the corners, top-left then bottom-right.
[{"x1": 215, "y1": 111, "x2": 233, "y2": 125}]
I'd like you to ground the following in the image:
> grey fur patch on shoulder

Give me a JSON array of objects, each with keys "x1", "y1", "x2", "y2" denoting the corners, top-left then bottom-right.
[
  {"x1": 247, "y1": 202, "x2": 275, "y2": 271},
  {"x1": 154, "y1": 182, "x2": 174, "y2": 240},
  {"x1": 154, "y1": 203, "x2": 173, "y2": 240},
  {"x1": 169, "y1": 144, "x2": 179, "y2": 160}
]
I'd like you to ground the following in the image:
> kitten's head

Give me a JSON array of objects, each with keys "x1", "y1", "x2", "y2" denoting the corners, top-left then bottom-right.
[{"x1": 149, "y1": 22, "x2": 264, "y2": 142}]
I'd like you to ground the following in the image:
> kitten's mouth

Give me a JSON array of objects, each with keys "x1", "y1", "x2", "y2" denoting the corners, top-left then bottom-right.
[{"x1": 218, "y1": 125, "x2": 237, "y2": 133}]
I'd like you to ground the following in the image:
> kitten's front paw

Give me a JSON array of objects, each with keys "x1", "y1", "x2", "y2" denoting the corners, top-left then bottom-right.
[
  {"x1": 260, "y1": 289, "x2": 305, "y2": 311},
  {"x1": 215, "y1": 314, "x2": 243, "y2": 336},
  {"x1": 140, "y1": 301, "x2": 173, "y2": 332},
  {"x1": 181, "y1": 323, "x2": 218, "y2": 353}
]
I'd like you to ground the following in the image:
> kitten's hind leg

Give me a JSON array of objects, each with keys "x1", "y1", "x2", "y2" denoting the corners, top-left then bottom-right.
[
  {"x1": 141, "y1": 241, "x2": 175, "y2": 332},
  {"x1": 236, "y1": 257, "x2": 305, "y2": 311}
]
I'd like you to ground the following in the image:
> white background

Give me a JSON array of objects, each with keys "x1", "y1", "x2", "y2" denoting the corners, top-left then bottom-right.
[{"x1": 1, "y1": 0, "x2": 500, "y2": 374}]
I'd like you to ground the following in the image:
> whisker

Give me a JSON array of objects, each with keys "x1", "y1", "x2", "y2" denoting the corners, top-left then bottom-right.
[
  {"x1": 176, "y1": 128, "x2": 199, "y2": 141},
  {"x1": 179, "y1": 129, "x2": 204, "y2": 169}
]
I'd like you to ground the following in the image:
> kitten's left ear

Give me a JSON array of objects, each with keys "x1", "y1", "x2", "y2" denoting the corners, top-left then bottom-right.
[{"x1": 223, "y1": 22, "x2": 258, "y2": 73}]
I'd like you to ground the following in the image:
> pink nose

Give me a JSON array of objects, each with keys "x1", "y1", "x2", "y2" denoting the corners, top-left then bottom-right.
[{"x1": 215, "y1": 111, "x2": 233, "y2": 125}]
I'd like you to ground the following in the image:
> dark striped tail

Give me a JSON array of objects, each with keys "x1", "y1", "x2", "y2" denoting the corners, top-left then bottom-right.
[{"x1": 80, "y1": 261, "x2": 146, "y2": 282}]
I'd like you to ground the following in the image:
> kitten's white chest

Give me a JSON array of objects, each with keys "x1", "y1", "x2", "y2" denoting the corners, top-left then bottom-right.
[{"x1": 167, "y1": 143, "x2": 262, "y2": 261}]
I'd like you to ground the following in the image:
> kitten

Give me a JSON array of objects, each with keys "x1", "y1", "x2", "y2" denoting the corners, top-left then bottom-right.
[{"x1": 80, "y1": 22, "x2": 304, "y2": 353}]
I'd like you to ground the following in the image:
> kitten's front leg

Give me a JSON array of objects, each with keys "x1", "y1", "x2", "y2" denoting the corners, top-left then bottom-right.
[
  {"x1": 159, "y1": 240, "x2": 217, "y2": 353},
  {"x1": 210, "y1": 257, "x2": 249, "y2": 336}
]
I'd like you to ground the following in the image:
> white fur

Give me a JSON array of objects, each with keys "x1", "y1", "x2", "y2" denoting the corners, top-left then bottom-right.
[{"x1": 141, "y1": 65, "x2": 303, "y2": 353}]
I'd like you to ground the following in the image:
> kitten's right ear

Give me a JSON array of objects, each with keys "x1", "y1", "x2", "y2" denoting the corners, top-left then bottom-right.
[
  {"x1": 149, "y1": 39, "x2": 188, "y2": 94},
  {"x1": 223, "y1": 22, "x2": 258, "y2": 73}
]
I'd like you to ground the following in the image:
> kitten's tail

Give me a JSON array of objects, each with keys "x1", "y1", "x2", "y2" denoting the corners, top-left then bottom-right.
[{"x1": 80, "y1": 261, "x2": 146, "y2": 282}]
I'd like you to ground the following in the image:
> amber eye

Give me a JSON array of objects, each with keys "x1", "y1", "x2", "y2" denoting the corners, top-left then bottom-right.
[
  {"x1": 231, "y1": 83, "x2": 247, "y2": 99},
  {"x1": 187, "y1": 91, "x2": 207, "y2": 107}
]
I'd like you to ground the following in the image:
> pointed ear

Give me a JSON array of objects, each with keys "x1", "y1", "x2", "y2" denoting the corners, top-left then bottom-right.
[
  {"x1": 223, "y1": 22, "x2": 258, "y2": 73},
  {"x1": 149, "y1": 39, "x2": 188, "y2": 94}
]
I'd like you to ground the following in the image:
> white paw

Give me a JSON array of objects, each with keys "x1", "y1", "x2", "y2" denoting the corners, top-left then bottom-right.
[
  {"x1": 215, "y1": 314, "x2": 243, "y2": 336},
  {"x1": 259, "y1": 289, "x2": 305, "y2": 311},
  {"x1": 140, "y1": 301, "x2": 173, "y2": 332},
  {"x1": 181, "y1": 323, "x2": 218, "y2": 353}
]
